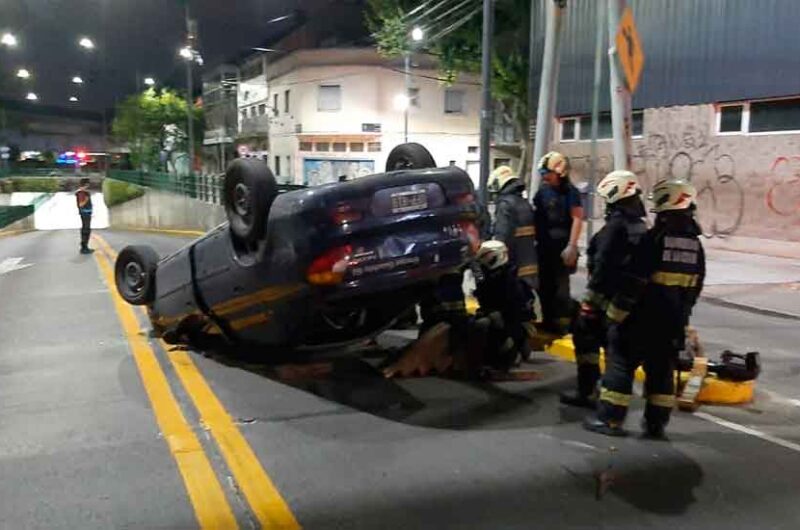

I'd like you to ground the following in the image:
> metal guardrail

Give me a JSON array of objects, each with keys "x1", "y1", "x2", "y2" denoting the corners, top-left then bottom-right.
[
  {"x1": 107, "y1": 170, "x2": 305, "y2": 205},
  {"x1": 107, "y1": 170, "x2": 224, "y2": 204},
  {"x1": 0, "y1": 167, "x2": 87, "y2": 178},
  {"x1": 0, "y1": 205, "x2": 34, "y2": 230}
]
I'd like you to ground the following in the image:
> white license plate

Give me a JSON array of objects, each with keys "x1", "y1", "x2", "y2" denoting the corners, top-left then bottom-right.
[{"x1": 391, "y1": 190, "x2": 428, "y2": 213}]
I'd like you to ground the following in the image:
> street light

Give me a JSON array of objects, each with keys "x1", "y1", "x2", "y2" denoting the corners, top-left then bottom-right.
[
  {"x1": 78, "y1": 36, "x2": 95, "y2": 50},
  {"x1": 72, "y1": 75, "x2": 84, "y2": 84},
  {"x1": 393, "y1": 94, "x2": 411, "y2": 111},
  {"x1": 143, "y1": 77, "x2": 156, "y2": 87},
  {"x1": 1, "y1": 32, "x2": 17, "y2": 47},
  {"x1": 69, "y1": 96, "x2": 78, "y2": 102},
  {"x1": 411, "y1": 26, "x2": 424, "y2": 42},
  {"x1": 16, "y1": 68, "x2": 30, "y2": 79},
  {"x1": 26, "y1": 92, "x2": 38, "y2": 101},
  {"x1": 179, "y1": 46, "x2": 193, "y2": 60}
]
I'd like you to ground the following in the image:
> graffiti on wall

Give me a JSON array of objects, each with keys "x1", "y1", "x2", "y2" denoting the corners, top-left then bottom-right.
[
  {"x1": 766, "y1": 156, "x2": 800, "y2": 217},
  {"x1": 568, "y1": 115, "x2": 745, "y2": 238}
]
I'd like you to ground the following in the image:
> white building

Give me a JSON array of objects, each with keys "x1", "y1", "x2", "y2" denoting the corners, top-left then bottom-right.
[{"x1": 236, "y1": 48, "x2": 488, "y2": 187}]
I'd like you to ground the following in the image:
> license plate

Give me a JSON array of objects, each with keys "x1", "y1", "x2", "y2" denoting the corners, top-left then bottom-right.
[{"x1": 390, "y1": 190, "x2": 428, "y2": 214}]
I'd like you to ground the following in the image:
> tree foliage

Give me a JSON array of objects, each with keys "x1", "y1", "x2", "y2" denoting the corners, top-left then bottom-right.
[
  {"x1": 367, "y1": 0, "x2": 532, "y2": 141},
  {"x1": 112, "y1": 88, "x2": 203, "y2": 171}
]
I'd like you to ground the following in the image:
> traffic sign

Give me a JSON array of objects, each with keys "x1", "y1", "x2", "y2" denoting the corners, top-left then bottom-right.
[{"x1": 615, "y1": 6, "x2": 644, "y2": 93}]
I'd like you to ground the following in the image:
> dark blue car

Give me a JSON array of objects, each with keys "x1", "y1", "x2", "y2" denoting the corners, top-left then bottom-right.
[{"x1": 114, "y1": 143, "x2": 480, "y2": 352}]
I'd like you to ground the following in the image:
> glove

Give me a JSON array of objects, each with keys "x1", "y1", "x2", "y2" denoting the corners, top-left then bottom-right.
[{"x1": 561, "y1": 244, "x2": 579, "y2": 268}]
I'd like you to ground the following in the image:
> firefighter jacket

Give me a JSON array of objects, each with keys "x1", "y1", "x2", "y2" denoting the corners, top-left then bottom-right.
[
  {"x1": 492, "y1": 180, "x2": 538, "y2": 281},
  {"x1": 606, "y1": 211, "x2": 706, "y2": 345},
  {"x1": 583, "y1": 201, "x2": 647, "y2": 310}
]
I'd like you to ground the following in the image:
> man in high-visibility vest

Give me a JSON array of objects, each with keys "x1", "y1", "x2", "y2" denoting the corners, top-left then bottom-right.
[{"x1": 75, "y1": 178, "x2": 94, "y2": 254}]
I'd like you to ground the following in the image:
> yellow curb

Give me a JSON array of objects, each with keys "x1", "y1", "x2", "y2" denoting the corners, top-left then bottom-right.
[
  {"x1": 543, "y1": 335, "x2": 753, "y2": 405},
  {"x1": 109, "y1": 226, "x2": 206, "y2": 238}
]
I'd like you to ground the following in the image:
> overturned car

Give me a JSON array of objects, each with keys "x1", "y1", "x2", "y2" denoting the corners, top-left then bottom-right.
[{"x1": 114, "y1": 143, "x2": 480, "y2": 352}]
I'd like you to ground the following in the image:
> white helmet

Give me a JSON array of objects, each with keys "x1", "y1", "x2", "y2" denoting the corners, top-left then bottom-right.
[
  {"x1": 650, "y1": 179, "x2": 697, "y2": 212},
  {"x1": 476, "y1": 240, "x2": 509, "y2": 270},
  {"x1": 597, "y1": 170, "x2": 641, "y2": 204},
  {"x1": 537, "y1": 151, "x2": 569, "y2": 177},
  {"x1": 488, "y1": 165, "x2": 518, "y2": 193}
]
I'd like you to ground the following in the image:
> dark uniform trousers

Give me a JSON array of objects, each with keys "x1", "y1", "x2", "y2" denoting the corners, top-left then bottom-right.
[
  {"x1": 80, "y1": 214, "x2": 92, "y2": 249},
  {"x1": 538, "y1": 253, "x2": 572, "y2": 330},
  {"x1": 571, "y1": 310, "x2": 606, "y2": 397},
  {"x1": 598, "y1": 218, "x2": 705, "y2": 429}
]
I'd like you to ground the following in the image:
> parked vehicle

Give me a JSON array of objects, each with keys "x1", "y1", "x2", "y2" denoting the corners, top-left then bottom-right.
[{"x1": 114, "y1": 143, "x2": 480, "y2": 352}]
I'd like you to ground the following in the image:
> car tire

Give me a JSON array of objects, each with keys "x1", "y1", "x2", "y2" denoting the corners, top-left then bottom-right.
[
  {"x1": 115, "y1": 245, "x2": 159, "y2": 306},
  {"x1": 385, "y1": 143, "x2": 437, "y2": 172},
  {"x1": 223, "y1": 158, "x2": 278, "y2": 244}
]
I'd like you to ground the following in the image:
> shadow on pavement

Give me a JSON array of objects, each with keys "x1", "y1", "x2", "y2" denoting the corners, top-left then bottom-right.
[{"x1": 186, "y1": 333, "x2": 577, "y2": 431}]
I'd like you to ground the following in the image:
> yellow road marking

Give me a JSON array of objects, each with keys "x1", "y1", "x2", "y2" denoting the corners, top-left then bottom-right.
[
  {"x1": 94, "y1": 234, "x2": 301, "y2": 529},
  {"x1": 108, "y1": 227, "x2": 206, "y2": 237},
  {"x1": 162, "y1": 341, "x2": 302, "y2": 530},
  {"x1": 92, "y1": 242, "x2": 239, "y2": 530}
]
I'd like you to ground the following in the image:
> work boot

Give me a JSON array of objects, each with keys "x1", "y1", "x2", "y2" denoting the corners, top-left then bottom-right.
[
  {"x1": 641, "y1": 419, "x2": 668, "y2": 440},
  {"x1": 559, "y1": 390, "x2": 597, "y2": 409},
  {"x1": 583, "y1": 415, "x2": 627, "y2": 437},
  {"x1": 80, "y1": 247, "x2": 94, "y2": 255}
]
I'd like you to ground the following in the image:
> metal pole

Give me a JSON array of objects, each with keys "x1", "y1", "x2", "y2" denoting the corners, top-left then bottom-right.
[
  {"x1": 530, "y1": 0, "x2": 566, "y2": 197},
  {"x1": 185, "y1": 5, "x2": 196, "y2": 177},
  {"x1": 526, "y1": 0, "x2": 541, "y2": 183},
  {"x1": 607, "y1": 0, "x2": 632, "y2": 170},
  {"x1": 404, "y1": 53, "x2": 410, "y2": 143},
  {"x1": 478, "y1": 0, "x2": 495, "y2": 205},
  {"x1": 587, "y1": 3, "x2": 606, "y2": 240}
]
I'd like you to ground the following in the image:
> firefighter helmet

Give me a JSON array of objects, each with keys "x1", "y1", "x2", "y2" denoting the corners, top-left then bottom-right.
[
  {"x1": 597, "y1": 170, "x2": 641, "y2": 204},
  {"x1": 488, "y1": 165, "x2": 518, "y2": 193},
  {"x1": 650, "y1": 179, "x2": 697, "y2": 212},
  {"x1": 476, "y1": 240, "x2": 509, "y2": 270},
  {"x1": 537, "y1": 151, "x2": 569, "y2": 177}
]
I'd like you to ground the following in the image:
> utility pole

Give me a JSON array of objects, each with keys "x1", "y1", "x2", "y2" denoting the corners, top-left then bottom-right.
[
  {"x1": 526, "y1": 0, "x2": 542, "y2": 182},
  {"x1": 404, "y1": 53, "x2": 410, "y2": 143},
  {"x1": 587, "y1": 4, "x2": 607, "y2": 240},
  {"x1": 185, "y1": 5, "x2": 196, "y2": 176},
  {"x1": 607, "y1": 0, "x2": 633, "y2": 170},
  {"x1": 478, "y1": 0, "x2": 495, "y2": 205},
  {"x1": 530, "y1": 0, "x2": 567, "y2": 197}
]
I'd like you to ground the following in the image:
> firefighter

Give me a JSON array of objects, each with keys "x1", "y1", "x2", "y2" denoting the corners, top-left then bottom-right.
[
  {"x1": 533, "y1": 152, "x2": 584, "y2": 334},
  {"x1": 560, "y1": 170, "x2": 647, "y2": 408},
  {"x1": 488, "y1": 166, "x2": 539, "y2": 292},
  {"x1": 472, "y1": 240, "x2": 536, "y2": 371},
  {"x1": 584, "y1": 179, "x2": 705, "y2": 438},
  {"x1": 75, "y1": 177, "x2": 94, "y2": 254}
]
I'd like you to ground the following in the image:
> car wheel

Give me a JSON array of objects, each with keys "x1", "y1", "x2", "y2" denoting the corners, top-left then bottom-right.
[
  {"x1": 386, "y1": 143, "x2": 437, "y2": 172},
  {"x1": 223, "y1": 158, "x2": 278, "y2": 244},
  {"x1": 115, "y1": 245, "x2": 159, "y2": 306}
]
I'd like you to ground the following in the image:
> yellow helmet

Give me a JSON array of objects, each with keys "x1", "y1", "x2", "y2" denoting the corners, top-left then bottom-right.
[
  {"x1": 488, "y1": 165, "x2": 518, "y2": 193},
  {"x1": 650, "y1": 179, "x2": 697, "y2": 212},
  {"x1": 476, "y1": 240, "x2": 509, "y2": 270},
  {"x1": 597, "y1": 170, "x2": 641, "y2": 204},
  {"x1": 537, "y1": 151, "x2": 569, "y2": 177}
]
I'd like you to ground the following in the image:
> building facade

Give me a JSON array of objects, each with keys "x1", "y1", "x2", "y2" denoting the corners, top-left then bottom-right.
[
  {"x1": 531, "y1": 0, "x2": 800, "y2": 244},
  {"x1": 201, "y1": 65, "x2": 239, "y2": 173},
  {"x1": 235, "y1": 48, "x2": 492, "y2": 187}
]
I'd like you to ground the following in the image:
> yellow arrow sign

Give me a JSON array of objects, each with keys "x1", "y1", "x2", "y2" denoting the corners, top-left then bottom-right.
[{"x1": 616, "y1": 6, "x2": 645, "y2": 93}]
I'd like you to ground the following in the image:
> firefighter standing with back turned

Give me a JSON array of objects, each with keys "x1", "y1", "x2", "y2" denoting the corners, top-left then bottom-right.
[
  {"x1": 76, "y1": 177, "x2": 94, "y2": 254},
  {"x1": 533, "y1": 152, "x2": 584, "y2": 334},
  {"x1": 560, "y1": 170, "x2": 647, "y2": 408},
  {"x1": 584, "y1": 179, "x2": 705, "y2": 439}
]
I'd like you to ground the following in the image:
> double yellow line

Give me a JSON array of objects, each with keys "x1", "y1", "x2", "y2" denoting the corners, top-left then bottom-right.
[{"x1": 92, "y1": 234, "x2": 301, "y2": 530}]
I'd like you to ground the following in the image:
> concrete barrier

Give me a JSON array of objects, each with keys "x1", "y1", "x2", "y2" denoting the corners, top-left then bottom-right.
[{"x1": 107, "y1": 188, "x2": 226, "y2": 234}]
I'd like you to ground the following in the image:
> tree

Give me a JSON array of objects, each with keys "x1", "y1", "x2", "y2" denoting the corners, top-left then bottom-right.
[
  {"x1": 112, "y1": 88, "x2": 203, "y2": 172},
  {"x1": 368, "y1": 0, "x2": 533, "y2": 173}
]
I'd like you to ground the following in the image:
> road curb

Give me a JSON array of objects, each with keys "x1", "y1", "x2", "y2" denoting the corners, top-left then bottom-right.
[
  {"x1": 105, "y1": 226, "x2": 206, "y2": 238},
  {"x1": 701, "y1": 295, "x2": 800, "y2": 321}
]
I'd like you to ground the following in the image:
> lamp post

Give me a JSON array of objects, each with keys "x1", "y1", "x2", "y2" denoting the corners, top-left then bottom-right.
[
  {"x1": 1, "y1": 32, "x2": 17, "y2": 48},
  {"x1": 402, "y1": 26, "x2": 424, "y2": 143}
]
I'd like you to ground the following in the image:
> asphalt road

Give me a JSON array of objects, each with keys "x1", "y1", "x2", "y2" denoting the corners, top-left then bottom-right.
[{"x1": 1, "y1": 228, "x2": 800, "y2": 529}]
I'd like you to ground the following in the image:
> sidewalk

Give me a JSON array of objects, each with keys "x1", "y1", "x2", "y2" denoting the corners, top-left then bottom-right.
[{"x1": 700, "y1": 248, "x2": 800, "y2": 319}]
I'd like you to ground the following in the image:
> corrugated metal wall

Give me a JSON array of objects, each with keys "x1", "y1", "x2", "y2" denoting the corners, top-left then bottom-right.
[{"x1": 543, "y1": 0, "x2": 800, "y2": 115}]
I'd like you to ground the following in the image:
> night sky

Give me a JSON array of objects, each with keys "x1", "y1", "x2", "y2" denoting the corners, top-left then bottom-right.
[{"x1": 0, "y1": 0, "x2": 304, "y2": 112}]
